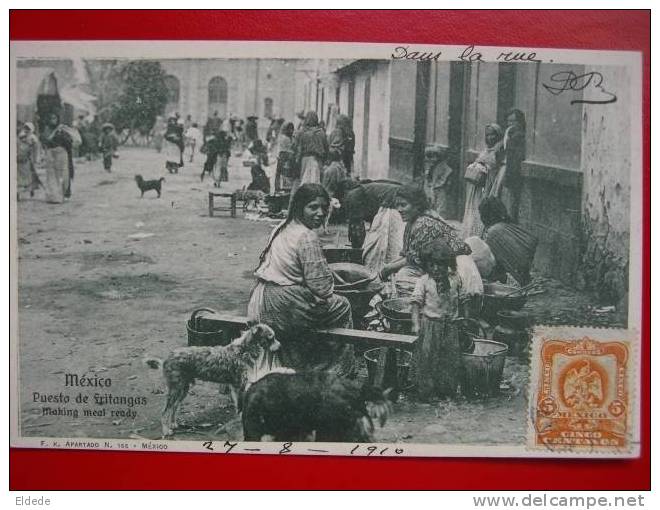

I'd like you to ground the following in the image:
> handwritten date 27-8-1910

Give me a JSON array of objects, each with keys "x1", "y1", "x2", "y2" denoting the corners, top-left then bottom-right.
[
  {"x1": 543, "y1": 71, "x2": 617, "y2": 105},
  {"x1": 202, "y1": 440, "x2": 406, "y2": 456}
]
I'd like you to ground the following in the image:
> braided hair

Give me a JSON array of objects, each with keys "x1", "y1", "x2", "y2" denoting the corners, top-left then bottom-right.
[{"x1": 256, "y1": 183, "x2": 330, "y2": 267}]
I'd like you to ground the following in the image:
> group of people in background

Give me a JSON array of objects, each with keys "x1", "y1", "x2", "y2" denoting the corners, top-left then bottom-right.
[{"x1": 17, "y1": 112, "x2": 81, "y2": 204}]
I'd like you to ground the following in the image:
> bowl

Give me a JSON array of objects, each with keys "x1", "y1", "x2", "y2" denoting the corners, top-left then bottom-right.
[
  {"x1": 329, "y1": 262, "x2": 375, "y2": 290},
  {"x1": 380, "y1": 297, "x2": 414, "y2": 320}
]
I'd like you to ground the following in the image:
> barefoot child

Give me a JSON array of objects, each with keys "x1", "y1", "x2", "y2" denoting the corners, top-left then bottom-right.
[{"x1": 410, "y1": 238, "x2": 469, "y2": 400}]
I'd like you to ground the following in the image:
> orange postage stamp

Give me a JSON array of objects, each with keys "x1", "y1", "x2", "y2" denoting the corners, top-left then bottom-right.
[{"x1": 528, "y1": 327, "x2": 637, "y2": 455}]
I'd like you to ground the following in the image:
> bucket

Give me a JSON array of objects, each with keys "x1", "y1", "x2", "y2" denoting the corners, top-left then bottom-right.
[
  {"x1": 460, "y1": 339, "x2": 508, "y2": 397},
  {"x1": 364, "y1": 348, "x2": 413, "y2": 391},
  {"x1": 186, "y1": 308, "x2": 232, "y2": 346}
]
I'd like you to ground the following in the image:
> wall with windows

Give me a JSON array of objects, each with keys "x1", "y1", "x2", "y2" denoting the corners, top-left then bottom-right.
[{"x1": 161, "y1": 59, "x2": 297, "y2": 132}]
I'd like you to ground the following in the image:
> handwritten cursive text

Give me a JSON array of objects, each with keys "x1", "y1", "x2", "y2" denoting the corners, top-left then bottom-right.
[{"x1": 542, "y1": 71, "x2": 617, "y2": 105}]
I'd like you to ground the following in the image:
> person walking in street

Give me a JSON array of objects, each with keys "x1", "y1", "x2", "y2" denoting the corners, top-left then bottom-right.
[
  {"x1": 17, "y1": 122, "x2": 42, "y2": 198},
  {"x1": 274, "y1": 121, "x2": 296, "y2": 191},
  {"x1": 99, "y1": 123, "x2": 119, "y2": 172},
  {"x1": 152, "y1": 115, "x2": 166, "y2": 153},
  {"x1": 294, "y1": 111, "x2": 328, "y2": 186},
  {"x1": 245, "y1": 116, "x2": 259, "y2": 144},
  {"x1": 40, "y1": 112, "x2": 75, "y2": 204},
  {"x1": 328, "y1": 114, "x2": 355, "y2": 175},
  {"x1": 213, "y1": 129, "x2": 232, "y2": 186},
  {"x1": 164, "y1": 116, "x2": 184, "y2": 174},
  {"x1": 185, "y1": 122, "x2": 203, "y2": 163}
]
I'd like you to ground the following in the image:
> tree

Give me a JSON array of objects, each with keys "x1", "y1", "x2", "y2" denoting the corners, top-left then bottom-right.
[
  {"x1": 84, "y1": 59, "x2": 168, "y2": 138},
  {"x1": 113, "y1": 60, "x2": 169, "y2": 134}
]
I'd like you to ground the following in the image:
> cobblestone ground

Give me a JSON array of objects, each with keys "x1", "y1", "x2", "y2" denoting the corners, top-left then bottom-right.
[{"x1": 15, "y1": 145, "x2": 622, "y2": 446}]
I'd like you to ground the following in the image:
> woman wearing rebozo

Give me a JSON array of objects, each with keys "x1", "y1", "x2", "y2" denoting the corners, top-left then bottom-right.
[
  {"x1": 247, "y1": 184, "x2": 354, "y2": 375},
  {"x1": 294, "y1": 111, "x2": 328, "y2": 186},
  {"x1": 461, "y1": 123, "x2": 505, "y2": 238},
  {"x1": 379, "y1": 185, "x2": 483, "y2": 305}
]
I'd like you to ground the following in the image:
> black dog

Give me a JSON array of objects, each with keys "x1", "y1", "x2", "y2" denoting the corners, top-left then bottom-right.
[
  {"x1": 242, "y1": 370, "x2": 392, "y2": 442},
  {"x1": 135, "y1": 175, "x2": 165, "y2": 198}
]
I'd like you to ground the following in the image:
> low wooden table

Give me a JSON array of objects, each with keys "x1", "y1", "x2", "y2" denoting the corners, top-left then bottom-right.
[{"x1": 208, "y1": 191, "x2": 236, "y2": 217}]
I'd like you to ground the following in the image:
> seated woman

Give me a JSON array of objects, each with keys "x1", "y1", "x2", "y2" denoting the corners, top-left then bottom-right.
[
  {"x1": 247, "y1": 184, "x2": 353, "y2": 374},
  {"x1": 478, "y1": 197, "x2": 538, "y2": 286},
  {"x1": 379, "y1": 185, "x2": 483, "y2": 306},
  {"x1": 247, "y1": 139, "x2": 271, "y2": 194}
]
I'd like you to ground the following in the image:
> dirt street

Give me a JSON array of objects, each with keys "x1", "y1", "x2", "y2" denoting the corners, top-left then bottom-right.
[{"x1": 15, "y1": 146, "x2": 621, "y2": 446}]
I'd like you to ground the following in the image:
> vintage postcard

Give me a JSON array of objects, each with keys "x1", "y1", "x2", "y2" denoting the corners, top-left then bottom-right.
[{"x1": 10, "y1": 40, "x2": 643, "y2": 458}]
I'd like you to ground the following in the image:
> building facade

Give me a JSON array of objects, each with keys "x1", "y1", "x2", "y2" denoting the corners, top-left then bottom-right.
[
  {"x1": 160, "y1": 59, "x2": 299, "y2": 131},
  {"x1": 303, "y1": 59, "x2": 631, "y2": 302}
]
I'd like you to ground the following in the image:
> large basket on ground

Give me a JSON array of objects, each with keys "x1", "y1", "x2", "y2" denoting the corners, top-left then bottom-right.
[
  {"x1": 186, "y1": 308, "x2": 232, "y2": 346},
  {"x1": 460, "y1": 339, "x2": 508, "y2": 398}
]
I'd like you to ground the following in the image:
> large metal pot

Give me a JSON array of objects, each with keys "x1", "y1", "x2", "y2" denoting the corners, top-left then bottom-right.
[{"x1": 482, "y1": 282, "x2": 527, "y2": 318}]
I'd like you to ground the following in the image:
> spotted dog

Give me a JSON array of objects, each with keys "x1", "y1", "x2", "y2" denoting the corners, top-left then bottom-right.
[
  {"x1": 145, "y1": 323, "x2": 280, "y2": 437},
  {"x1": 233, "y1": 187, "x2": 266, "y2": 211}
]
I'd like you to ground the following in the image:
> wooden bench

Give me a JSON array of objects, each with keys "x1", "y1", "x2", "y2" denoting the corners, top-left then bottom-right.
[
  {"x1": 208, "y1": 191, "x2": 236, "y2": 217},
  {"x1": 191, "y1": 313, "x2": 417, "y2": 390}
]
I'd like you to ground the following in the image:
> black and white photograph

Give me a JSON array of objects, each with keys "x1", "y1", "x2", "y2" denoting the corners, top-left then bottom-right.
[{"x1": 10, "y1": 41, "x2": 642, "y2": 457}]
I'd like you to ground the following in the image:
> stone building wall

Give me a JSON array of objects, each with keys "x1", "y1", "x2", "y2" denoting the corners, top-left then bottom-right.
[{"x1": 577, "y1": 65, "x2": 631, "y2": 308}]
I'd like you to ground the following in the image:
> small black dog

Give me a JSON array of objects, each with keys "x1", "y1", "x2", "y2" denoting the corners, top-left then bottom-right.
[{"x1": 135, "y1": 175, "x2": 165, "y2": 198}]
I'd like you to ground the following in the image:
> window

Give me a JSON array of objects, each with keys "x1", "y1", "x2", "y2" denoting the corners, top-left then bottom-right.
[
  {"x1": 164, "y1": 75, "x2": 180, "y2": 105},
  {"x1": 264, "y1": 97, "x2": 273, "y2": 118},
  {"x1": 208, "y1": 76, "x2": 228, "y2": 104},
  {"x1": 208, "y1": 76, "x2": 228, "y2": 118}
]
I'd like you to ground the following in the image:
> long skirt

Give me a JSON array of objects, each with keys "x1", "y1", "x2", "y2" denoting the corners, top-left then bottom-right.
[
  {"x1": 44, "y1": 147, "x2": 70, "y2": 204},
  {"x1": 213, "y1": 155, "x2": 229, "y2": 185},
  {"x1": 17, "y1": 160, "x2": 34, "y2": 191},
  {"x1": 416, "y1": 316, "x2": 461, "y2": 400},
  {"x1": 248, "y1": 281, "x2": 354, "y2": 375},
  {"x1": 362, "y1": 207, "x2": 405, "y2": 274},
  {"x1": 461, "y1": 182, "x2": 485, "y2": 239},
  {"x1": 300, "y1": 155, "x2": 321, "y2": 184},
  {"x1": 164, "y1": 140, "x2": 181, "y2": 173}
]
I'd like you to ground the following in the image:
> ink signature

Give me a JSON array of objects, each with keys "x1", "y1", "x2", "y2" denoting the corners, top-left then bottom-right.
[{"x1": 542, "y1": 71, "x2": 617, "y2": 105}]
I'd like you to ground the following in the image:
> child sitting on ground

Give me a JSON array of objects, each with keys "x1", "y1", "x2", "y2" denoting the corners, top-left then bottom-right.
[{"x1": 410, "y1": 238, "x2": 469, "y2": 401}]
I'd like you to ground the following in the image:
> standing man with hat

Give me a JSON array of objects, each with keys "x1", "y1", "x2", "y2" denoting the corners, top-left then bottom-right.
[{"x1": 99, "y1": 123, "x2": 119, "y2": 172}]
